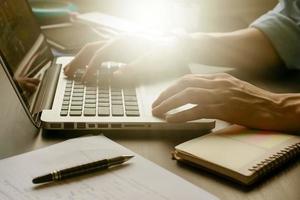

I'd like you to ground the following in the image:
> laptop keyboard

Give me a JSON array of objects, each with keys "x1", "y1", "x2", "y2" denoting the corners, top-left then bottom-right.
[{"x1": 60, "y1": 63, "x2": 140, "y2": 117}]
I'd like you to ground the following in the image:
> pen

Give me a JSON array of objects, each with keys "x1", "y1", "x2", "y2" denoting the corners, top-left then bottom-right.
[{"x1": 32, "y1": 155, "x2": 134, "y2": 184}]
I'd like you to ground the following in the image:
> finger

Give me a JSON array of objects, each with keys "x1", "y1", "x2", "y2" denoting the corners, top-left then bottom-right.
[
  {"x1": 24, "y1": 83, "x2": 38, "y2": 93},
  {"x1": 64, "y1": 41, "x2": 107, "y2": 77},
  {"x1": 25, "y1": 78, "x2": 40, "y2": 85},
  {"x1": 166, "y1": 105, "x2": 217, "y2": 123},
  {"x1": 82, "y1": 39, "x2": 127, "y2": 81},
  {"x1": 112, "y1": 52, "x2": 151, "y2": 82},
  {"x1": 112, "y1": 65, "x2": 137, "y2": 86},
  {"x1": 82, "y1": 50, "x2": 112, "y2": 82},
  {"x1": 152, "y1": 75, "x2": 218, "y2": 108},
  {"x1": 152, "y1": 88, "x2": 214, "y2": 117}
]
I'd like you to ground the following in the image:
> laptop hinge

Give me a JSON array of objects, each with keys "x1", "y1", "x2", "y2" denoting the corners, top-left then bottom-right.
[{"x1": 32, "y1": 62, "x2": 61, "y2": 126}]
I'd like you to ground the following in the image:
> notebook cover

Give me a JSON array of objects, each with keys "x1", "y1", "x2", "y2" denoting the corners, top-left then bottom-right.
[{"x1": 174, "y1": 125, "x2": 300, "y2": 185}]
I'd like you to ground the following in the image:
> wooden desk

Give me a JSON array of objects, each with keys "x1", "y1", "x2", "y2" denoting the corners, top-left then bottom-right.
[{"x1": 0, "y1": 66, "x2": 299, "y2": 200}]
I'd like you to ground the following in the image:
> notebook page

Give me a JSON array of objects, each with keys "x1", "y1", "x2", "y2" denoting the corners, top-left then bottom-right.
[{"x1": 0, "y1": 136, "x2": 218, "y2": 200}]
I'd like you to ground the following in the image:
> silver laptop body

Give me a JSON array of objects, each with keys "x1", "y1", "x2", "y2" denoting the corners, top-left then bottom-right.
[{"x1": 0, "y1": 0, "x2": 215, "y2": 131}]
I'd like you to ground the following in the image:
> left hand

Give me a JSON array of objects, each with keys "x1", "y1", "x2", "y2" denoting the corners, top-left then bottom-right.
[{"x1": 152, "y1": 73, "x2": 282, "y2": 130}]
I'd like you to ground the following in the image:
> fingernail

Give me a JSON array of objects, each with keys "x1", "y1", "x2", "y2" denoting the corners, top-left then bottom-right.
[
  {"x1": 151, "y1": 107, "x2": 158, "y2": 116},
  {"x1": 152, "y1": 107, "x2": 162, "y2": 117},
  {"x1": 165, "y1": 117, "x2": 175, "y2": 123},
  {"x1": 152, "y1": 101, "x2": 159, "y2": 108}
]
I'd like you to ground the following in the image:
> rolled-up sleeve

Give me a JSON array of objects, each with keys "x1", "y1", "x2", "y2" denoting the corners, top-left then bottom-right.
[{"x1": 250, "y1": 0, "x2": 300, "y2": 69}]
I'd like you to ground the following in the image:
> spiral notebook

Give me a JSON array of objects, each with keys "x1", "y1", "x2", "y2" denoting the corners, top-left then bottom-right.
[{"x1": 173, "y1": 125, "x2": 300, "y2": 185}]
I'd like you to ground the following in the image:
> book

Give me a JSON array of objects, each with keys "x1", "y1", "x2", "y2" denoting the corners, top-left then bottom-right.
[{"x1": 173, "y1": 125, "x2": 300, "y2": 185}]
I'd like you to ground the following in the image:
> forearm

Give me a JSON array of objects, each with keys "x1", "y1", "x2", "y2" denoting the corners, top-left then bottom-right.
[
  {"x1": 269, "y1": 93, "x2": 300, "y2": 131},
  {"x1": 177, "y1": 28, "x2": 283, "y2": 72}
]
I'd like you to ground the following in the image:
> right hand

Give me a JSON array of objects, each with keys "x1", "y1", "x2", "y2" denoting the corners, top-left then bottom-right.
[{"x1": 64, "y1": 34, "x2": 187, "y2": 82}]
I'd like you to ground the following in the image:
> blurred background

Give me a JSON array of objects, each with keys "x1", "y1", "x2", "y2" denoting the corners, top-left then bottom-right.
[
  {"x1": 28, "y1": 0, "x2": 278, "y2": 53},
  {"x1": 31, "y1": 0, "x2": 277, "y2": 32},
  {"x1": 77, "y1": 0, "x2": 278, "y2": 32}
]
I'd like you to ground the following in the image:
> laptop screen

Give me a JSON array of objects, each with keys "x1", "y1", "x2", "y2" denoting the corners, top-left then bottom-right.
[{"x1": 0, "y1": 0, "x2": 53, "y2": 111}]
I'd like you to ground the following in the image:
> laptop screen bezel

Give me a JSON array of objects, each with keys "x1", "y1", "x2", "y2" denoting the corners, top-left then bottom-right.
[
  {"x1": 0, "y1": 0, "x2": 55, "y2": 128},
  {"x1": 0, "y1": 56, "x2": 40, "y2": 128}
]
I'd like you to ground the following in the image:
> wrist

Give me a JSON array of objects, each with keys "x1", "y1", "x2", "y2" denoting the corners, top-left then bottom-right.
[{"x1": 271, "y1": 93, "x2": 300, "y2": 130}]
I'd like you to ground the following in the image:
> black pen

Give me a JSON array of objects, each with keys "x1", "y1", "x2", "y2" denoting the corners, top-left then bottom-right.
[{"x1": 32, "y1": 155, "x2": 134, "y2": 184}]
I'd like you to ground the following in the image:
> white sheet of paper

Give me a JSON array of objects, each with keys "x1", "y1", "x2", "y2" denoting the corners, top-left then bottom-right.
[{"x1": 0, "y1": 135, "x2": 218, "y2": 200}]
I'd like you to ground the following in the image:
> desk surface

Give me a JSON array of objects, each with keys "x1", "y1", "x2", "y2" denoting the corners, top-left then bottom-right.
[
  {"x1": 1, "y1": 67, "x2": 300, "y2": 200},
  {"x1": 31, "y1": 121, "x2": 299, "y2": 200}
]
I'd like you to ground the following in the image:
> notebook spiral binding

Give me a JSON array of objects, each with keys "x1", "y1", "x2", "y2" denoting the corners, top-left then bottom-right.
[{"x1": 249, "y1": 143, "x2": 300, "y2": 175}]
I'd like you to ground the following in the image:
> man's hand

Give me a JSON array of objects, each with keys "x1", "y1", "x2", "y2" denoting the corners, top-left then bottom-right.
[
  {"x1": 15, "y1": 77, "x2": 40, "y2": 93},
  {"x1": 64, "y1": 41, "x2": 107, "y2": 77},
  {"x1": 152, "y1": 73, "x2": 300, "y2": 131},
  {"x1": 64, "y1": 35, "x2": 187, "y2": 82},
  {"x1": 64, "y1": 35, "x2": 158, "y2": 81}
]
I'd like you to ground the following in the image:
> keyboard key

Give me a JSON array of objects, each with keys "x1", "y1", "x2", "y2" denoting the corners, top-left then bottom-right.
[
  {"x1": 63, "y1": 96, "x2": 70, "y2": 101},
  {"x1": 62, "y1": 101, "x2": 69, "y2": 105},
  {"x1": 125, "y1": 105, "x2": 139, "y2": 111},
  {"x1": 98, "y1": 107, "x2": 110, "y2": 116},
  {"x1": 99, "y1": 93, "x2": 109, "y2": 98},
  {"x1": 73, "y1": 89, "x2": 84, "y2": 93},
  {"x1": 61, "y1": 105, "x2": 69, "y2": 110},
  {"x1": 84, "y1": 104, "x2": 96, "y2": 108},
  {"x1": 85, "y1": 95, "x2": 96, "y2": 99},
  {"x1": 70, "y1": 106, "x2": 82, "y2": 111},
  {"x1": 65, "y1": 88, "x2": 72, "y2": 92},
  {"x1": 99, "y1": 98, "x2": 109, "y2": 103},
  {"x1": 84, "y1": 109, "x2": 96, "y2": 116},
  {"x1": 98, "y1": 89, "x2": 109, "y2": 94},
  {"x1": 126, "y1": 110, "x2": 140, "y2": 116},
  {"x1": 124, "y1": 96, "x2": 137, "y2": 102},
  {"x1": 71, "y1": 101, "x2": 83, "y2": 106},
  {"x1": 86, "y1": 87, "x2": 97, "y2": 91},
  {"x1": 85, "y1": 99, "x2": 96, "y2": 104},
  {"x1": 74, "y1": 81, "x2": 83, "y2": 85},
  {"x1": 60, "y1": 110, "x2": 68, "y2": 116},
  {"x1": 125, "y1": 101, "x2": 138, "y2": 106},
  {"x1": 72, "y1": 97, "x2": 83, "y2": 101},
  {"x1": 72, "y1": 93, "x2": 84, "y2": 97},
  {"x1": 74, "y1": 85, "x2": 84, "y2": 89},
  {"x1": 65, "y1": 92, "x2": 71, "y2": 96},
  {"x1": 112, "y1": 105, "x2": 124, "y2": 116},
  {"x1": 111, "y1": 91, "x2": 122, "y2": 96},
  {"x1": 70, "y1": 110, "x2": 82, "y2": 116},
  {"x1": 111, "y1": 96, "x2": 122, "y2": 100},
  {"x1": 112, "y1": 100, "x2": 123, "y2": 105},
  {"x1": 86, "y1": 91, "x2": 96, "y2": 95},
  {"x1": 98, "y1": 102, "x2": 109, "y2": 107}
]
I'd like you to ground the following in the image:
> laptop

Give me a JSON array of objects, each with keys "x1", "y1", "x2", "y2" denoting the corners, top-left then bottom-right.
[{"x1": 0, "y1": 0, "x2": 215, "y2": 131}]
